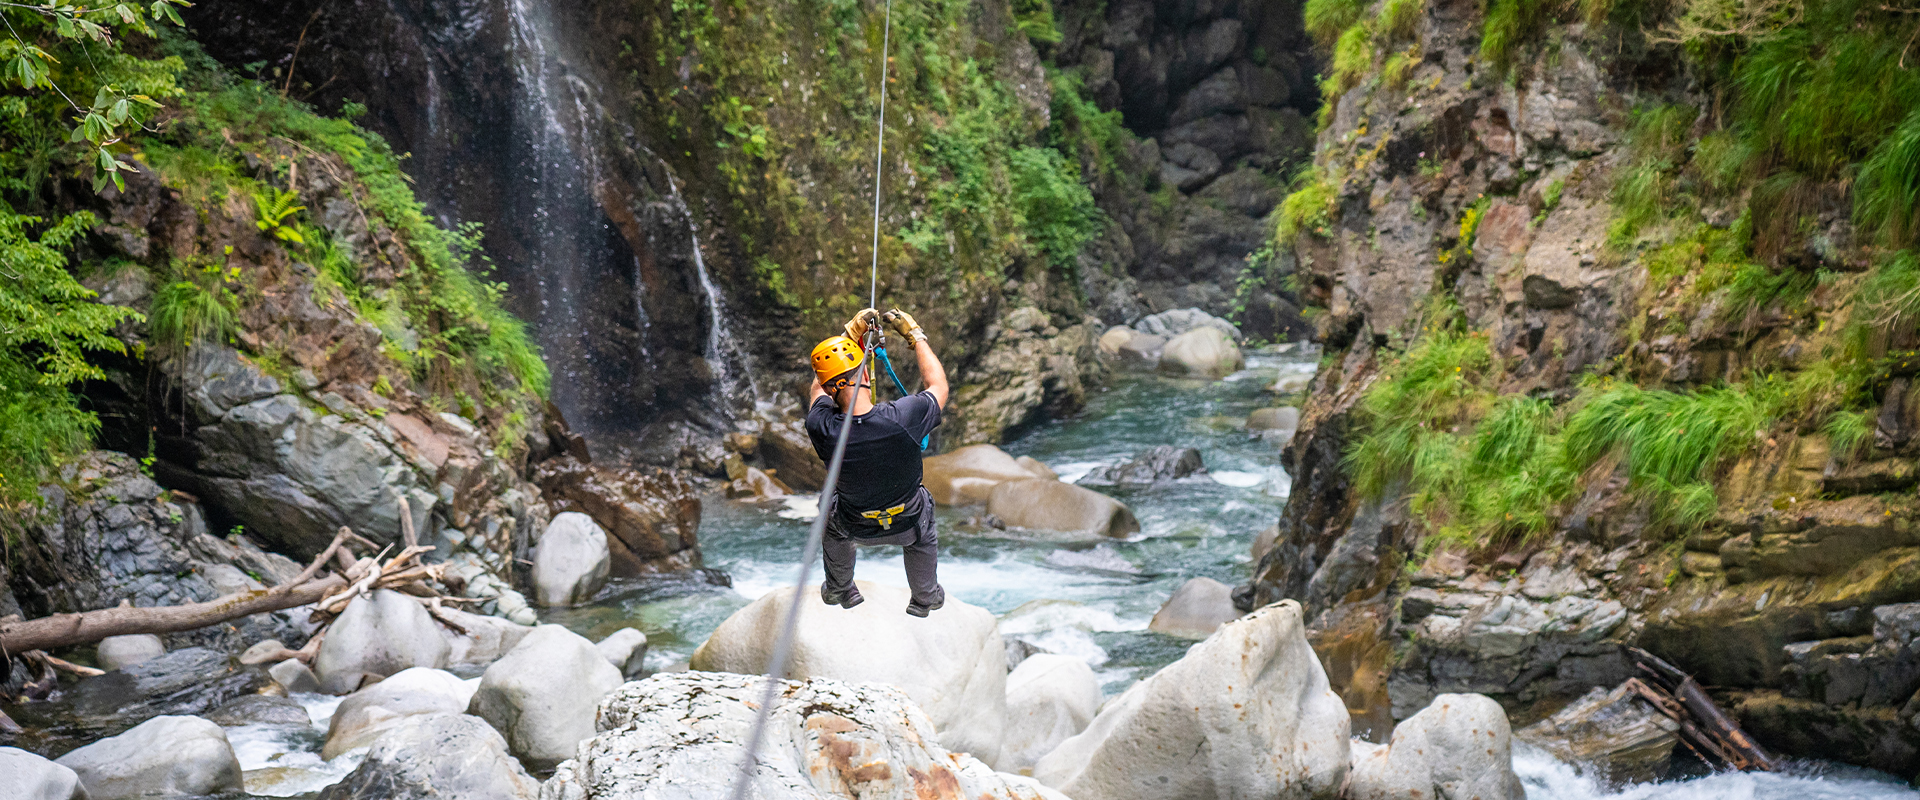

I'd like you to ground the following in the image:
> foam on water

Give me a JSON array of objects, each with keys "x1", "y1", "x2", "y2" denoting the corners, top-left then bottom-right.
[
  {"x1": 1514, "y1": 744, "x2": 1920, "y2": 800},
  {"x1": 1210, "y1": 470, "x2": 1265, "y2": 488},
  {"x1": 227, "y1": 692, "x2": 365, "y2": 797}
]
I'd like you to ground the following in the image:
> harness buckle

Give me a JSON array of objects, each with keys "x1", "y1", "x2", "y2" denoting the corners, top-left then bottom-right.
[{"x1": 860, "y1": 503, "x2": 909, "y2": 530}]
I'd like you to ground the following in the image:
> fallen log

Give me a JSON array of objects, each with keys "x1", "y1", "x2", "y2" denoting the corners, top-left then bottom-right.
[{"x1": 1626, "y1": 647, "x2": 1778, "y2": 771}]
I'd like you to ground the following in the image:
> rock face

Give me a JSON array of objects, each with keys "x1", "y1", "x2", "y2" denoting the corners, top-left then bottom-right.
[
  {"x1": 469, "y1": 624, "x2": 625, "y2": 771},
  {"x1": 987, "y1": 479, "x2": 1140, "y2": 539},
  {"x1": 690, "y1": 581, "x2": 1008, "y2": 766},
  {"x1": 56, "y1": 715, "x2": 243, "y2": 800},
  {"x1": 0, "y1": 747, "x2": 85, "y2": 800},
  {"x1": 923, "y1": 444, "x2": 1054, "y2": 506},
  {"x1": 1517, "y1": 683, "x2": 1678, "y2": 783},
  {"x1": 1081, "y1": 446, "x2": 1205, "y2": 487},
  {"x1": 318, "y1": 713, "x2": 540, "y2": 800},
  {"x1": 1032, "y1": 600, "x2": 1349, "y2": 799},
  {"x1": 533, "y1": 456, "x2": 703, "y2": 574},
  {"x1": 1147, "y1": 577, "x2": 1242, "y2": 639},
  {"x1": 1347, "y1": 694, "x2": 1524, "y2": 800},
  {"x1": 96, "y1": 634, "x2": 165, "y2": 671},
  {"x1": 1001, "y1": 654, "x2": 1101, "y2": 775},
  {"x1": 540, "y1": 672, "x2": 1067, "y2": 800},
  {"x1": 532, "y1": 512, "x2": 612, "y2": 607},
  {"x1": 312, "y1": 589, "x2": 453, "y2": 694},
  {"x1": 324, "y1": 667, "x2": 478, "y2": 758},
  {"x1": 1157, "y1": 327, "x2": 1244, "y2": 378}
]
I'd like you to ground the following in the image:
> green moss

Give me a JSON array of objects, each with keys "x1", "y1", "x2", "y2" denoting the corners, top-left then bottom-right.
[
  {"x1": 1378, "y1": 0, "x2": 1426, "y2": 43},
  {"x1": 1277, "y1": 165, "x2": 1341, "y2": 245},
  {"x1": 1326, "y1": 24, "x2": 1376, "y2": 98},
  {"x1": 1305, "y1": 0, "x2": 1370, "y2": 47}
]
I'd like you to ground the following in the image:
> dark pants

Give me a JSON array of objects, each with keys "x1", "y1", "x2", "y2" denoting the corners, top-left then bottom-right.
[{"x1": 821, "y1": 487, "x2": 944, "y2": 607}]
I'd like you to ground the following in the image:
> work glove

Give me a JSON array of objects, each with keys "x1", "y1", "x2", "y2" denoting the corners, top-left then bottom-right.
[
  {"x1": 884, "y1": 309, "x2": 927, "y2": 343},
  {"x1": 844, "y1": 308, "x2": 880, "y2": 343}
]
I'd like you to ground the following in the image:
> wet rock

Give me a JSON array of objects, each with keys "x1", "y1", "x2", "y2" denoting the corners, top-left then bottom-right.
[
  {"x1": 0, "y1": 746, "x2": 85, "y2": 800},
  {"x1": 1388, "y1": 588, "x2": 1630, "y2": 718},
  {"x1": 1005, "y1": 637, "x2": 1052, "y2": 670},
  {"x1": 923, "y1": 444, "x2": 1048, "y2": 506},
  {"x1": 313, "y1": 588, "x2": 452, "y2": 694},
  {"x1": 1348, "y1": 693, "x2": 1523, "y2": 800},
  {"x1": 690, "y1": 580, "x2": 1008, "y2": 767},
  {"x1": 596, "y1": 627, "x2": 649, "y2": 679},
  {"x1": 95, "y1": 634, "x2": 164, "y2": 671},
  {"x1": 1133, "y1": 308, "x2": 1241, "y2": 342},
  {"x1": 1147, "y1": 577, "x2": 1242, "y2": 639},
  {"x1": 205, "y1": 694, "x2": 311, "y2": 727},
  {"x1": 725, "y1": 465, "x2": 789, "y2": 499},
  {"x1": 531, "y1": 512, "x2": 611, "y2": 607},
  {"x1": 1032, "y1": 600, "x2": 1349, "y2": 799},
  {"x1": 532, "y1": 456, "x2": 703, "y2": 574},
  {"x1": 318, "y1": 713, "x2": 539, "y2": 800},
  {"x1": 325, "y1": 667, "x2": 477, "y2": 759},
  {"x1": 1247, "y1": 406, "x2": 1299, "y2": 431},
  {"x1": 1116, "y1": 332, "x2": 1166, "y2": 366},
  {"x1": 469, "y1": 624, "x2": 624, "y2": 771},
  {"x1": 1081, "y1": 446, "x2": 1205, "y2": 487},
  {"x1": 55, "y1": 647, "x2": 271, "y2": 737},
  {"x1": 268, "y1": 659, "x2": 322, "y2": 694},
  {"x1": 1002, "y1": 654, "x2": 1101, "y2": 775},
  {"x1": 987, "y1": 479, "x2": 1140, "y2": 539},
  {"x1": 57, "y1": 715, "x2": 243, "y2": 800},
  {"x1": 1517, "y1": 683, "x2": 1678, "y2": 783},
  {"x1": 1157, "y1": 327, "x2": 1244, "y2": 378},
  {"x1": 540, "y1": 672, "x2": 1065, "y2": 800}
]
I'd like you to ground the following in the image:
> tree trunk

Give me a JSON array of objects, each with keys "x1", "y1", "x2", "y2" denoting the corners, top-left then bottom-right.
[{"x1": 0, "y1": 575, "x2": 345, "y2": 655}]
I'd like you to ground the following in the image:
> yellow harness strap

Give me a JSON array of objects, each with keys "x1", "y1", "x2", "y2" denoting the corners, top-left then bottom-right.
[{"x1": 860, "y1": 503, "x2": 909, "y2": 530}]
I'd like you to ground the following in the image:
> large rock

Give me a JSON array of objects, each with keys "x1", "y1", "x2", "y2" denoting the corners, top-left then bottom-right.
[
  {"x1": 1147, "y1": 577, "x2": 1242, "y2": 639},
  {"x1": 205, "y1": 693, "x2": 311, "y2": 726},
  {"x1": 1158, "y1": 327, "x2": 1244, "y2": 378},
  {"x1": 1032, "y1": 600, "x2": 1349, "y2": 800},
  {"x1": 924, "y1": 444, "x2": 1050, "y2": 506},
  {"x1": 468, "y1": 624, "x2": 624, "y2": 771},
  {"x1": 1116, "y1": 332, "x2": 1166, "y2": 366},
  {"x1": 1348, "y1": 693, "x2": 1524, "y2": 800},
  {"x1": 988, "y1": 479, "x2": 1140, "y2": 538},
  {"x1": 532, "y1": 456, "x2": 703, "y2": 574},
  {"x1": 1247, "y1": 406, "x2": 1300, "y2": 431},
  {"x1": 1080, "y1": 446, "x2": 1205, "y2": 487},
  {"x1": 596, "y1": 627, "x2": 650, "y2": 679},
  {"x1": 0, "y1": 747, "x2": 85, "y2": 800},
  {"x1": 440, "y1": 607, "x2": 537, "y2": 665},
  {"x1": 53, "y1": 647, "x2": 272, "y2": 740},
  {"x1": 318, "y1": 713, "x2": 539, "y2": 800},
  {"x1": 1517, "y1": 683, "x2": 1678, "y2": 783},
  {"x1": 756, "y1": 419, "x2": 829, "y2": 492},
  {"x1": 540, "y1": 672, "x2": 1067, "y2": 800},
  {"x1": 1134, "y1": 308, "x2": 1242, "y2": 341},
  {"x1": 56, "y1": 715, "x2": 243, "y2": 800},
  {"x1": 96, "y1": 634, "x2": 164, "y2": 671},
  {"x1": 312, "y1": 588, "x2": 452, "y2": 694},
  {"x1": 323, "y1": 667, "x2": 478, "y2": 758},
  {"x1": 531, "y1": 512, "x2": 611, "y2": 607},
  {"x1": 690, "y1": 580, "x2": 1008, "y2": 766},
  {"x1": 1001, "y1": 654, "x2": 1101, "y2": 775},
  {"x1": 269, "y1": 659, "x2": 322, "y2": 694}
]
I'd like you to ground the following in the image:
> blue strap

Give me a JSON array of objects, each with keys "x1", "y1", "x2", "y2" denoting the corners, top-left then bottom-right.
[{"x1": 873, "y1": 346, "x2": 931, "y2": 452}]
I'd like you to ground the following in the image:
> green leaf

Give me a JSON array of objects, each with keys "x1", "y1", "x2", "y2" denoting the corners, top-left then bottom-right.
[
  {"x1": 115, "y1": 4, "x2": 138, "y2": 24},
  {"x1": 97, "y1": 148, "x2": 117, "y2": 173},
  {"x1": 130, "y1": 94, "x2": 161, "y2": 107},
  {"x1": 108, "y1": 98, "x2": 129, "y2": 125},
  {"x1": 92, "y1": 85, "x2": 113, "y2": 111}
]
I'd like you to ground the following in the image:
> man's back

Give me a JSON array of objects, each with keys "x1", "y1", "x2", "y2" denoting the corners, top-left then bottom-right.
[{"x1": 803, "y1": 390, "x2": 942, "y2": 512}]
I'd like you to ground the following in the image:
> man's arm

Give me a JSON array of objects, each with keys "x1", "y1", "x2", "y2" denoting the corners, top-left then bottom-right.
[
  {"x1": 808, "y1": 375, "x2": 827, "y2": 405},
  {"x1": 911, "y1": 334, "x2": 949, "y2": 410}
]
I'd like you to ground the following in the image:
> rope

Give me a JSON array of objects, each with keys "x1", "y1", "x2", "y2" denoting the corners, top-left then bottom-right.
[
  {"x1": 728, "y1": 2, "x2": 895, "y2": 795},
  {"x1": 874, "y1": 346, "x2": 929, "y2": 451}
]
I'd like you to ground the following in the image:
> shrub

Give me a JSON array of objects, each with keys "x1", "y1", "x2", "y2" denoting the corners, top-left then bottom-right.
[
  {"x1": 149, "y1": 280, "x2": 237, "y2": 356},
  {"x1": 1305, "y1": 0, "x2": 1369, "y2": 47},
  {"x1": 1276, "y1": 167, "x2": 1341, "y2": 245},
  {"x1": 1378, "y1": 0, "x2": 1426, "y2": 42}
]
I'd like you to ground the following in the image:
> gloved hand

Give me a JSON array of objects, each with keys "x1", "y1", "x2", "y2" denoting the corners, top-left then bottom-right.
[
  {"x1": 883, "y1": 309, "x2": 927, "y2": 343},
  {"x1": 844, "y1": 308, "x2": 880, "y2": 343}
]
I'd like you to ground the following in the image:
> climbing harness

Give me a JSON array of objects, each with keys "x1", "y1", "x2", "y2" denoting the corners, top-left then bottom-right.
[
  {"x1": 860, "y1": 502, "x2": 909, "y2": 530},
  {"x1": 727, "y1": 0, "x2": 897, "y2": 796}
]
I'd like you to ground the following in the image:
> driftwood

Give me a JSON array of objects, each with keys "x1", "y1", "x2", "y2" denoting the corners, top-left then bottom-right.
[{"x1": 1626, "y1": 647, "x2": 1778, "y2": 771}]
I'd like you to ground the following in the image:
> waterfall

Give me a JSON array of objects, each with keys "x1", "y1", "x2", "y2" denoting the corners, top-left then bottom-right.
[{"x1": 662, "y1": 169, "x2": 760, "y2": 412}]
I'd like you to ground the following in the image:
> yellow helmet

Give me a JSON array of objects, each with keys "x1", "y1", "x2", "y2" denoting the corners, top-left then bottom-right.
[{"x1": 811, "y1": 335, "x2": 865, "y2": 390}]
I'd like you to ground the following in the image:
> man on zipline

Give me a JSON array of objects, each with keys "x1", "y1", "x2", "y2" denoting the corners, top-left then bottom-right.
[{"x1": 805, "y1": 307, "x2": 949, "y2": 617}]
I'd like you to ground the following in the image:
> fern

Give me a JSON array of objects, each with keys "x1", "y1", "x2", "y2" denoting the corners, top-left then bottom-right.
[{"x1": 251, "y1": 186, "x2": 306, "y2": 244}]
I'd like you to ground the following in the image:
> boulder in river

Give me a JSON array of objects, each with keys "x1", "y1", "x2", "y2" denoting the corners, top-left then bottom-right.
[
  {"x1": 318, "y1": 713, "x2": 539, "y2": 800},
  {"x1": 1016, "y1": 455, "x2": 1059, "y2": 481},
  {"x1": 1080, "y1": 445, "x2": 1205, "y2": 487},
  {"x1": 439, "y1": 606, "x2": 535, "y2": 666},
  {"x1": 596, "y1": 627, "x2": 650, "y2": 679},
  {"x1": 269, "y1": 659, "x2": 322, "y2": 694},
  {"x1": 1147, "y1": 577, "x2": 1243, "y2": 639},
  {"x1": 96, "y1": 634, "x2": 164, "y2": 671},
  {"x1": 324, "y1": 667, "x2": 478, "y2": 759},
  {"x1": 1001, "y1": 654, "x2": 1101, "y2": 775},
  {"x1": 469, "y1": 624, "x2": 624, "y2": 771},
  {"x1": 1246, "y1": 406, "x2": 1299, "y2": 431},
  {"x1": 541, "y1": 672, "x2": 1067, "y2": 800},
  {"x1": 1517, "y1": 682, "x2": 1678, "y2": 783},
  {"x1": 923, "y1": 444, "x2": 1052, "y2": 506},
  {"x1": 531, "y1": 511, "x2": 611, "y2": 607},
  {"x1": 1115, "y1": 331, "x2": 1166, "y2": 366},
  {"x1": 532, "y1": 455, "x2": 703, "y2": 574},
  {"x1": 312, "y1": 588, "x2": 452, "y2": 694},
  {"x1": 1134, "y1": 308, "x2": 1241, "y2": 341},
  {"x1": 1157, "y1": 327, "x2": 1244, "y2": 378},
  {"x1": 205, "y1": 693, "x2": 311, "y2": 726},
  {"x1": 51, "y1": 646, "x2": 272, "y2": 742},
  {"x1": 1031, "y1": 600, "x2": 1349, "y2": 800},
  {"x1": 988, "y1": 479, "x2": 1139, "y2": 539},
  {"x1": 1347, "y1": 693, "x2": 1524, "y2": 800},
  {"x1": 0, "y1": 746, "x2": 85, "y2": 800},
  {"x1": 56, "y1": 715, "x2": 243, "y2": 800},
  {"x1": 690, "y1": 580, "x2": 1008, "y2": 767}
]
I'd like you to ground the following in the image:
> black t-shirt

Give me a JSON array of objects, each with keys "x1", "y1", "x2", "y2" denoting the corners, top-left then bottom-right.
[{"x1": 804, "y1": 390, "x2": 942, "y2": 512}]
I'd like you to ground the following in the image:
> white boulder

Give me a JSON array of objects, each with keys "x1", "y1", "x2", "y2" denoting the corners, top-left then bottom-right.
[
  {"x1": 312, "y1": 588, "x2": 451, "y2": 694},
  {"x1": 540, "y1": 672, "x2": 1067, "y2": 800},
  {"x1": 1158, "y1": 327, "x2": 1244, "y2": 379},
  {"x1": 596, "y1": 627, "x2": 649, "y2": 679},
  {"x1": 318, "y1": 713, "x2": 539, "y2": 800},
  {"x1": 690, "y1": 580, "x2": 1008, "y2": 767},
  {"x1": 441, "y1": 607, "x2": 536, "y2": 666},
  {"x1": 1147, "y1": 577, "x2": 1243, "y2": 639},
  {"x1": 988, "y1": 479, "x2": 1139, "y2": 538},
  {"x1": 468, "y1": 624, "x2": 624, "y2": 771},
  {"x1": 96, "y1": 634, "x2": 164, "y2": 671},
  {"x1": 532, "y1": 512, "x2": 611, "y2": 607},
  {"x1": 923, "y1": 444, "x2": 1050, "y2": 506},
  {"x1": 56, "y1": 715, "x2": 242, "y2": 800},
  {"x1": 323, "y1": 667, "x2": 478, "y2": 759},
  {"x1": 1347, "y1": 693, "x2": 1525, "y2": 800},
  {"x1": 1001, "y1": 654, "x2": 1101, "y2": 775},
  {"x1": 268, "y1": 659, "x2": 322, "y2": 694},
  {"x1": 0, "y1": 747, "x2": 85, "y2": 800},
  {"x1": 1032, "y1": 600, "x2": 1349, "y2": 800}
]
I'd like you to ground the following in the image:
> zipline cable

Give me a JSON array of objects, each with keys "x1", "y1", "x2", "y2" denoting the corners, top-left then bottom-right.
[{"x1": 726, "y1": 0, "x2": 895, "y2": 796}]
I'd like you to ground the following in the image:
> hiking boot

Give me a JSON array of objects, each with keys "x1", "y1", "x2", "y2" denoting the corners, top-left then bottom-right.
[
  {"x1": 821, "y1": 586, "x2": 864, "y2": 609},
  {"x1": 905, "y1": 598, "x2": 944, "y2": 618}
]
